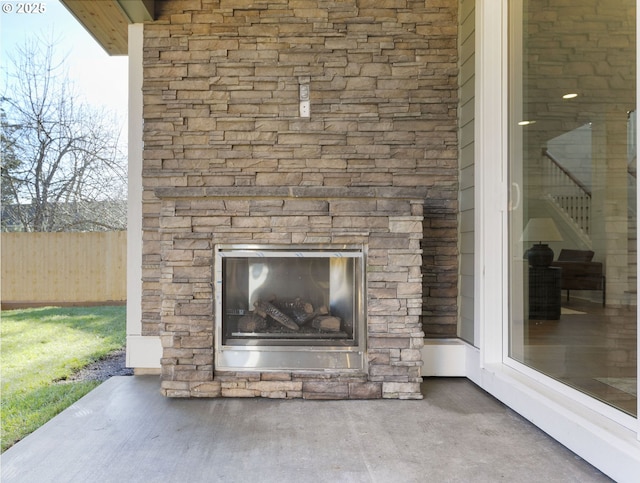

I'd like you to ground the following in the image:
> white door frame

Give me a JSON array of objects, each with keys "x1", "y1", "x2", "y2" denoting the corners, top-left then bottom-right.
[{"x1": 468, "y1": 1, "x2": 640, "y2": 481}]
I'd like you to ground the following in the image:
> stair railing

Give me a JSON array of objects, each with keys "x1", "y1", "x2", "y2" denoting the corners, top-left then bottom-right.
[{"x1": 542, "y1": 148, "x2": 591, "y2": 235}]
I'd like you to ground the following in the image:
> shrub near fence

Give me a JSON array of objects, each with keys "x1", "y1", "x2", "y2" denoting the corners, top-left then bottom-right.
[{"x1": 1, "y1": 232, "x2": 126, "y2": 308}]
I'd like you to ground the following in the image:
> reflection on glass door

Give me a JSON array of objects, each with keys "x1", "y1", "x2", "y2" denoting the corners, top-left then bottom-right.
[{"x1": 509, "y1": 0, "x2": 637, "y2": 416}]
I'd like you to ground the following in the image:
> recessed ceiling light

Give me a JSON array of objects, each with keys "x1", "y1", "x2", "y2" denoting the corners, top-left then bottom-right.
[
  {"x1": 562, "y1": 93, "x2": 578, "y2": 99},
  {"x1": 518, "y1": 120, "x2": 536, "y2": 126}
]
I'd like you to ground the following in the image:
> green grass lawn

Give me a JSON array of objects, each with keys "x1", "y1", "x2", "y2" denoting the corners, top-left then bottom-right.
[{"x1": 1, "y1": 305, "x2": 126, "y2": 452}]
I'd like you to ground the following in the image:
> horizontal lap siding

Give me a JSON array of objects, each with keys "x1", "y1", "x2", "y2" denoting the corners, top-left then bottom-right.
[{"x1": 458, "y1": 0, "x2": 475, "y2": 344}]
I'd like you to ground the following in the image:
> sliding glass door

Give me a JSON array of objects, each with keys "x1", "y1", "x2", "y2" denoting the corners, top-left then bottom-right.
[{"x1": 508, "y1": 0, "x2": 637, "y2": 416}]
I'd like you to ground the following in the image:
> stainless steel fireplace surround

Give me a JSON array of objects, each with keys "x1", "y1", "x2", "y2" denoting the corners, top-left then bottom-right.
[{"x1": 214, "y1": 244, "x2": 367, "y2": 372}]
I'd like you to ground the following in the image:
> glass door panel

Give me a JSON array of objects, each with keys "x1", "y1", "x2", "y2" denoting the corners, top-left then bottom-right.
[{"x1": 508, "y1": 0, "x2": 637, "y2": 416}]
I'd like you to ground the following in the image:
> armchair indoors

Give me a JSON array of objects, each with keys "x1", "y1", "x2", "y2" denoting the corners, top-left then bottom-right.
[{"x1": 550, "y1": 249, "x2": 606, "y2": 306}]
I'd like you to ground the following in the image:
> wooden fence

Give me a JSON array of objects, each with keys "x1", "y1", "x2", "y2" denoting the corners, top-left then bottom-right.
[{"x1": 1, "y1": 232, "x2": 126, "y2": 307}]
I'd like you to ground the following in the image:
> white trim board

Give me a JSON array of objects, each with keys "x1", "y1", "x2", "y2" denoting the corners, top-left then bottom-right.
[
  {"x1": 421, "y1": 339, "x2": 467, "y2": 377},
  {"x1": 126, "y1": 336, "x2": 162, "y2": 369}
]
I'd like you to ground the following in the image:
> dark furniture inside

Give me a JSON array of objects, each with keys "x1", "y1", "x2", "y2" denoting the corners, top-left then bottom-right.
[
  {"x1": 550, "y1": 249, "x2": 606, "y2": 307},
  {"x1": 529, "y1": 266, "x2": 561, "y2": 320}
]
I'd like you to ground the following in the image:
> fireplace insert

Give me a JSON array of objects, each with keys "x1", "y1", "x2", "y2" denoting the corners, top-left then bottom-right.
[{"x1": 214, "y1": 245, "x2": 366, "y2": 371}]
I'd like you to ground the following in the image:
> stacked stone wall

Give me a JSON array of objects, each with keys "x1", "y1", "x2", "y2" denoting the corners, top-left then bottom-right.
[
  {"x1": 143, "y1": 0, "x2": 458, "y2": 398},
  {"x1": 156, "y1": 187, "x2": 426, "y2": 398},
  {"x1": 142, "y1": 0, "x2": 459, "y2": 340}
]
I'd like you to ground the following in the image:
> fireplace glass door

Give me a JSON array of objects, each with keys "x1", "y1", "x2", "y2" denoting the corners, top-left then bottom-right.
[{"x1": 214, "y1": 245, "x2": 366, "y2": 371}]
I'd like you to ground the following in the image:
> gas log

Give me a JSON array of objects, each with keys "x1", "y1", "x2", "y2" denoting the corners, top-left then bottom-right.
[
  {"x1": 253, "y1": 299, "x2": 299, "y2": 331},
  {"x1": 272, "y1": 297, "x2": 316, "y2": 325},
  {"x1": 237, "y1": 313, "x2": 268, "y2": 332},
  {"x1": 237, "y1": 297, "x2": 342, "y2": 333},
  {"x1": 311, "y1": 316, "x2": 341, "y2": 332}
]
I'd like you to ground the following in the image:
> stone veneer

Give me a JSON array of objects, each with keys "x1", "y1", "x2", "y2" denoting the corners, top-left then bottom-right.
[
  {"x1": 156, "y1": 186, "x2": 426, "y2": 399},
  {"x1": 141, "y1": 0, "x2": 459, "y2": 397}
]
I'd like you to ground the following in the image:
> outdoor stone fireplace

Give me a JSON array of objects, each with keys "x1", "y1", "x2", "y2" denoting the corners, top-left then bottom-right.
[
  {"x1": 155, "y1": 186, "x2": 426, "y2": 399},
  {"x1": 141, "y1": 0, "x2": 459, "y2": 400}
]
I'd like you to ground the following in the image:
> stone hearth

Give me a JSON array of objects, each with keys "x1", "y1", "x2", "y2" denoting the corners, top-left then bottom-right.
[{"x1": 156, "y1": 186, "x2": 426, "y2": 399}]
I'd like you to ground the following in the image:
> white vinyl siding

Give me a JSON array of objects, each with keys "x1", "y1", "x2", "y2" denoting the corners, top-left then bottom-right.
[{"x1": 458, "y1": 0, "x2": 475, "y2": 344}]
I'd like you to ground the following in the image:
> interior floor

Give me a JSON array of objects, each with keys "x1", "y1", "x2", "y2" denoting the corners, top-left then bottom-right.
[{"x1": 523, "y1": 297, "x2": 637, "y2": 416}]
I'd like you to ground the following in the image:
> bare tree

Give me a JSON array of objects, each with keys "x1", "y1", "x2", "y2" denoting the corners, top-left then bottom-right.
[
  {"x1": 1, "y1": 34, "x2": 127, "y2": 232},
  {"x1": 1, "y1": 106, "x2": 21, "y2": 207}
]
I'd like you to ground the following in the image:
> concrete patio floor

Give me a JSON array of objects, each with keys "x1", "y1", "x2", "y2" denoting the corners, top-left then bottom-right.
[{"x1": 1, "y1": 376, "x2": 610, "y2": 482}]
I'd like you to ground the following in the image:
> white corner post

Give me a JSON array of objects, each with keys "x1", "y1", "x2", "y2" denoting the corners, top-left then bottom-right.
[{"x1": 126, "y1": 23, "x2": 162, "y2": 369}]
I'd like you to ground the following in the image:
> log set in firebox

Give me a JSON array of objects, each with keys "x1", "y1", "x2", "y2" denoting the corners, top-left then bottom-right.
[{"x1": 236, "y1": 297, "x2": 343, "y2": 334}]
